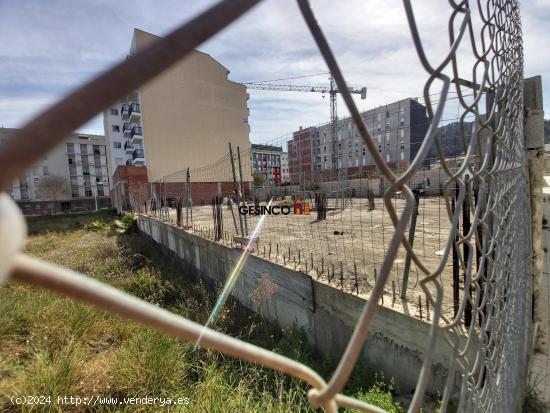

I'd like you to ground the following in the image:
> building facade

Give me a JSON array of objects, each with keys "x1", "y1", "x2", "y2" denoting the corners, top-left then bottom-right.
[
  {"x1": 1, "y1": 128, "x2": 111, "y2": 214},
  {"x1": 250, "y1": 144, "x2": 283, "y2": 186},
  {"x1": 287, "y1": 98, "x2": 429, "y2": 183},
  {"x1": 288, "y1": 126, "x2": 315, "y2": 184},
  {"x1": 103, "y1": 99, "x2": 145, "y2": 181},
  {"x1": 103, "y1": 29, "x2": 250, "y2": 203},
  {"x1": 110, "y1": 165, "x2": 149, "y2": 214}
]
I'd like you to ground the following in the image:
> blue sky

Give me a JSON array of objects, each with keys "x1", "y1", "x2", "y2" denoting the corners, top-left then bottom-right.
[{"x1": 0, "y1": 0, "x2": 548, "y2": 145}]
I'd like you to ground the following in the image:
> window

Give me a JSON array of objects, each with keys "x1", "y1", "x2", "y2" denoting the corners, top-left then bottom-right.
[
  {"x1": 43, "y1": 166, "x2": 49, "y2": 176},
  {"x1": 97, "y1": 187, "x2": 104, "y2": 197},
  {"x1": 85, "y1": 189, "x2": 92, "y2": 197},
  {"x1": 66, "y1": 143, "x2": 74, "y2": 153},
  {"x1": 386, "y1": 111, "x2": 390, "y2": 118},
  {"x1": 93, "y1": 145, "x2": 101, "y2": 155},
  {"x1": 400, "y1": 152, "x2": 405, "y2": 160},
  {"x1": 83, "y1": 166, "x2": 90, "y2": 176},
  {"x1": 110, "y1": 108, "x2": 118, "y2": 116},
  {"x1": 386, "y1": 154, "x2": 390, "y2": 162},
  {"x1": 112, "y1": 125, "x2": 120, "y2": 132},
  {"x1": 400, "y1": 129, "x2": 405, "y2": 138},
  {"x1": 114, "y1": 142, "x2": 122, "y2": 149},
  {"x1": 95, "y1": 166, "x2": 102, "y2": 176},
  {"x1": 80, "y1": 144, "x2": 88, "y2": 154},
  {"x1": 72, "y1": 186, "x2": 80, "y2": 198}
]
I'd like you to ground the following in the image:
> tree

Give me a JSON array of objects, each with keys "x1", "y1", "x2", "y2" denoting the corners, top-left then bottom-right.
[
  {"x1": 252, "y1": 172, "x2": 266, "y2": 187},
  {"x1": 38, "y1": 175, "x2": 69, "y2": 214}
]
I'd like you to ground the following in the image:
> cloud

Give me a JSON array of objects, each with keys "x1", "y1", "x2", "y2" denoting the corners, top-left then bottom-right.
[{"x1": 0, "y1": 0, "x2": 547, "y2": 145}]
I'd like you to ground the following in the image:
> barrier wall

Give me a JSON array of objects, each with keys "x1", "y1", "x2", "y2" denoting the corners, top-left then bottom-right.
[{"x1": 137, "y1": 215, "x2": 466, "y2": 394}]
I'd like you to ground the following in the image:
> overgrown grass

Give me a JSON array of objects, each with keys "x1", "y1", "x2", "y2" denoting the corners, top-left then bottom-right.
[{"x1": 1, "y1": 211, "x2": 403, "y2": 412}]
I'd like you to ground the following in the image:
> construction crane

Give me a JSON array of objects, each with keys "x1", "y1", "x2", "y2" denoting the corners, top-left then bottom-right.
[{"x1": 243, "y1": 74, "x2": 367, "y2": 169}]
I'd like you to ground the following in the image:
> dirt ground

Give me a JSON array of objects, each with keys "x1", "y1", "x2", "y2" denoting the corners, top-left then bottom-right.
[{"x1": 162, "y1": 196, "x2": 468, "y2": 322}]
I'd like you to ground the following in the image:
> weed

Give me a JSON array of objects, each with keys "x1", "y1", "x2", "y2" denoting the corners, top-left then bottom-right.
[
  {"x1": 349, "y1": 378, "x2": 404, "y2": 413},
  {"x1": 523, "y1": 381, "x2": 549, "y2": 412},
  {"x1": 0, "y1": 212, "x2": 405, "y2": 412}
]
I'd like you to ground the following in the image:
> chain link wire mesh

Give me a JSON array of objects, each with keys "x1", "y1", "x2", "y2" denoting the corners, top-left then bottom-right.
[{"x1": 0, "y1": 0, "x2": 531, "y2": 412}]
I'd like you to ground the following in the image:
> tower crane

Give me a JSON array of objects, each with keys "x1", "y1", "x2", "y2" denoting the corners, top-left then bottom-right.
[{"x1": 243, "y1": 74, "x2": 367, "y2": 169}]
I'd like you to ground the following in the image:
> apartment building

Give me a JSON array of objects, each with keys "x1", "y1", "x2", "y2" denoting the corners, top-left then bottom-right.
[
  {"x1": 103, "y1": 28, "x2": 250, "y2": 204},
  {"x1": 287, "y1": 98, "x2": 429, "y2": 183},
  {"x1": 288, "y1": 126, "x2": 315, "y2": 184},
  {"x1": 103, "y1": 101, "x2": 145, "y2": 178},
  {"x1": 251, "y1": 144, "x2": 284, "y2": 186},
  {"x1": 0, "y1": 128, "x2": 111, "y2": 214}
]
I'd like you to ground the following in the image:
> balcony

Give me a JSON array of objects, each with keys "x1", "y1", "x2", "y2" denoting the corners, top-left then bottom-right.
[
  {"x1": 130, "y1": 126, "x2": 143, "y2": 144},
  {"x1": 129, "y1": 102, "x2": 141, "y2": 122},
  {"x1": 124, "y1": 140, "x2": 134, "y2": 154},
  {"x1": 121, "y1": 104, "x2": 130, "y2": 119},
  {"x1": 126, "y1": 159, "x2": 133, "y2": 166},
  {"x1": 123, "y1": 122, "x2": 132, "y2": 137},
  {"x1": 132, "y1": 148, "x2": 145, "y2": 165}
]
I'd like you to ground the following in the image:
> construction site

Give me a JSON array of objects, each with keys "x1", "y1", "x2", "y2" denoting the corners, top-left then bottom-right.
[
  {"x1": 1, "y1": 1, "x2": 542, "y2": 411},
  {"x1": 165, "y1": 194, "x2": 456, "y2": 320}
]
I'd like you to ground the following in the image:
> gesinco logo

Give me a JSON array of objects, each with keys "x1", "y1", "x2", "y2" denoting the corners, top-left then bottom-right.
[
  {"x1": 238, "y1": 205, "x2": 291, "y2": 216},
  {"x1": 238, "y1": 199, "x2": 311, "y2": 216}
]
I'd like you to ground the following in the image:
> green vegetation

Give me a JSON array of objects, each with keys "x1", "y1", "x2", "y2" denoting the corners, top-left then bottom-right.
[
  {"x1": 522, "y1": 382, "x2": 549, "y2": 413},
  {"x1": 1, "y1": 211, "x2": 403, "y2": 412},
  {"x1": 353, "y1": 378, "x2": 403, "y2": 413}
]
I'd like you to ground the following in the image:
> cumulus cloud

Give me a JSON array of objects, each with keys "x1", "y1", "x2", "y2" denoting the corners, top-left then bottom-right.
[{"x1": 0, "y1": 0, "x2": 547, "y2": 143}]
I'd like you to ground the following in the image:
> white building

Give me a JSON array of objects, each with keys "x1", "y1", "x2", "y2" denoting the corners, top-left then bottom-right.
[
  {"x1": 0, "y1": 127, "x2": 111, "y2": 214},
  {"x1": 251, "y1": 144, "x2": 284, "y2": 186},
  {"x1": 103, "y1": 98, "x2": 145, "y2": 188}
]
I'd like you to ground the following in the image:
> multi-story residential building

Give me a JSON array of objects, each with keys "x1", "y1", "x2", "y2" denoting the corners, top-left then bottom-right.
[
  {"x1": 0, "y1": 127, "x2": 111, "y2": 214},
  {"x1": 103, "y1": 28, "x2": 250, "y2": 203},
  {"x1": 288, "y1": 126, "x2": 315, "y2": 184},
  {"x1": 250, "y1": 144, "x2": 283, "y2": 186},
  {"x1": 103, "y1": 101, "x2": 145, "y2": 180},
  {"x1": 287, "y1": 98, "x2": 429, "y2": 183}
]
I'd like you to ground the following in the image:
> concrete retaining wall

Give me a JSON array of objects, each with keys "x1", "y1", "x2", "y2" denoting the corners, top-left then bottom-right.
[{"x1": 137, "y1": 215, "x2": 462, "y2": 394}]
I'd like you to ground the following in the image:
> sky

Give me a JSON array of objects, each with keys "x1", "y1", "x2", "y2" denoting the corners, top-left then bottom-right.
[{"x1": 0, "y1": 0, "x2": 549, "y2": 146}]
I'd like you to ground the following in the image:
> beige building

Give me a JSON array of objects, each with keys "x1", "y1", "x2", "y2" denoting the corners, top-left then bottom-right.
[
  {"x1": 0, "y1": 127, "x2": 111, "y2": 214},
  {"x1": 104, "y1": 29, "x2": 251, "y2": 199}
]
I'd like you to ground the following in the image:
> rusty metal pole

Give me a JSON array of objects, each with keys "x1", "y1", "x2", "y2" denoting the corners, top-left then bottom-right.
[
  {"x1": 237, "y1": 146, "x2": 249, "y2": 236},
  {"x1": 229, "y1": 143, "x2": 244, "y2": 236},
  {"x1": 452, "y1": 183, "x2": 460, "y2": 318},
  {"x1": 463, "y1": 175, "x2": 472, "y2": 327},
  {"x1": 400, "y1": 190, "x2": 421, "y2": 299}
]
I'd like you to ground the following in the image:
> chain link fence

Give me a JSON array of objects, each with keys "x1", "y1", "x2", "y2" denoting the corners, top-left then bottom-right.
[{"x1": 0, "y1": 1, "x2": 532, "y2": 412}]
